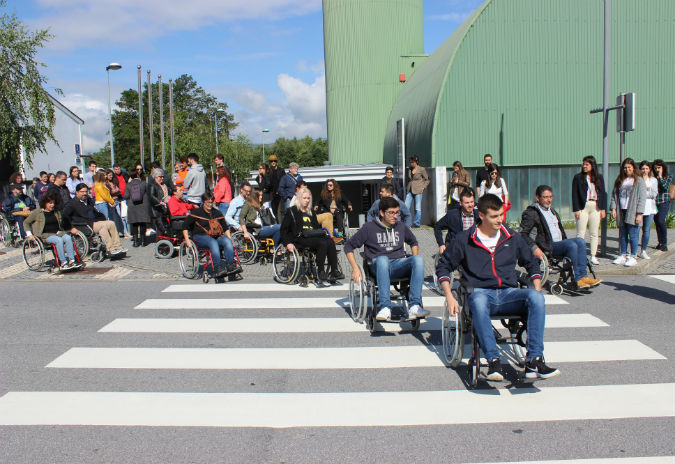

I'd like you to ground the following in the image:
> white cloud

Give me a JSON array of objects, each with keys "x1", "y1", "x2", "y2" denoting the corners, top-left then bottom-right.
[
  {"x1": 28, "y1": 0, "x2": 321, "y2": 50},
  {"x1": 277, "y1": 73, "x2": 325, "y2": 125},
  {"x1": 297, "y1": 59, "x2": 325, "y2": 73}
]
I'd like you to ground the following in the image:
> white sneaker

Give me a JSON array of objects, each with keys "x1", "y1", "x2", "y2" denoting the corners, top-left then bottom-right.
[
  {"x1": 408, "y1": 304, "x2": 430, "y2": 320},
  {"x1": 375, "y1": 307, "x2": 392, "y2": 321},
  {"x1": 589, "y1": 256, "x2": 599, "y2": 265},
  {"x1": 624, "y1": 256, "x2": 638, "y2": 267},
  {"x1": 640, "y1": 250, "x2": 650, "y2": 260},
  {"x1": 612, "y1": 255, "x2": 627, "y2": 265}
]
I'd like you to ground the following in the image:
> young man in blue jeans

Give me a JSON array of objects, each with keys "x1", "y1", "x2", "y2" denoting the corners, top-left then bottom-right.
[
  {"x1": 344, "y1": 196, "x2": 429, "y2": 321},
  {"x1": 436, "y1": 194, "x2": 560, "y2": 381}
]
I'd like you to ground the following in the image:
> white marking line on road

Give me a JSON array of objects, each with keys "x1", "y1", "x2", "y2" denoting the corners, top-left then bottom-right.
[
  {"x1": 99, "y1": 313, "x2": 608, "y2": 333},
  {"x1": 135, "y1": 294, "x2": 568, "y2": 310},
  {"x1": 0, "y1": 261, "x2": 28, "y2": 279},
  {"x1": 478, "y1": 457, "x2": 675, "y2": 464},
  {"x1": 46, "y1": 340, "x2": 664, "y2": 370},
  {"x1": 163, "y1": 283, "x2": 349, "y2": 292},
  {"x1": 0, "y1": 383, "x2": 673, "y2": 427},
  {"x1": 94, "y1": 266, "x2": 133, "y2": 280},
  {"x1": 650, "y1": 274, "x2": 675, "y2": 285}
]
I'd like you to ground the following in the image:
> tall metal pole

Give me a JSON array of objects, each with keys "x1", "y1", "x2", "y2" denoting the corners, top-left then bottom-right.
[
  {"x1": 169, "y1": 79, "x2": 175, "y2": 169},
  {"x1": 158, "y1": 74, "x2": 166, "y2": 170},
  {"x1": 600, "y1": 0, "x2": 610, "y2": 257},
  {"x1": 106, "y1": 68, "x2": 114, "y2": 166},
  {"x1": 137, "y1": 65, "x2": 144, "y2": 170},
  {"x1": 215, "y1": 112, "x2": 220, "y2": 154},
  {"x1": 147, "y1": 70, "x2": 154, "y2": 164}
]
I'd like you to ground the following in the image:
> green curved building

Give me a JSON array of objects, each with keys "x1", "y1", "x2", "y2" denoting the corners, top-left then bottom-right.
[{"x1": 324, "y1": 0, "x2": 674, "y2": 220}]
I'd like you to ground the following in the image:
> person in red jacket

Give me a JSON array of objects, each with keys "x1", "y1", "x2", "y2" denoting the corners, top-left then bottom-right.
[
  {"x1": 214, "y1": 166, "x2": 233, "y2": 217},
  {"x1": 168, "y1": 186, "x2": 196, "y2": 217}
]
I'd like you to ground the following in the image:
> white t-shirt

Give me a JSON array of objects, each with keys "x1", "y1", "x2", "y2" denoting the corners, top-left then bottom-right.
[
  {"x1": 619, "y1": 178, "x2": 634, "y2": 210},
  {"x1": 643, "y1": 177, "x2": 658, "y2": 215},
  {"x1": 480, "y1": 178, "x2": 508, "y2": 199},
  {"x1": 476, "y1": 228, "x2": 500, "y2": 253}
]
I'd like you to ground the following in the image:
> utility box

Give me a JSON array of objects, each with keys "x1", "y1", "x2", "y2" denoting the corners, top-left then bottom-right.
[{"x1": 617, "y1": 92, "x2": 636, "y2": 132}]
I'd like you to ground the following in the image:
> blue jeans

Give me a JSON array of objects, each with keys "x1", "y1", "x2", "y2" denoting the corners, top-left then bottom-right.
[
  {"x1": 45, "y1": 234, "x2": 75, "y2": 263},
  {"x1": 94, "y1": 203, "x2": 110, "y2": 219},
  {"x1": 619, "y1": 209, "x2": 640, "y2": 256},
  {"x1": 369, "y1": 255, "x2": 424, "y2": 309},
  {"x1": 655, "y1": 202, "x2": 669, "y2": 246},
  {"x1": 192, "y1": 234, "x2": 234, "y2": 269},
  {"x1": 551, "y1": 237, "x2": 587, "y2": 280},
  {"x1": 116, "y1": 201, "x2": 129, "y2": 234},
  {"x1": 259, "y1": 224, "x2": 281, "y2": 245},
  {"x1": 640, "y1": 214, "x2": 654, "y2": 251},
  {"x1": 467, "y1": 287, "x2": 546, "y2": 361},
  {"x1": 405, "y1": 192, "x2": 423, "y2": 226},
  {"x1": 217, "y1": 203, "x2": 229, "y2": 218}
]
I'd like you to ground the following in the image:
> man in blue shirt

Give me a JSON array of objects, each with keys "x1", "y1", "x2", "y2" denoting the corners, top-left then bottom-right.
[
  {"x1": 277, "y1": 162, "x2": 302, "y2": 218},
  {"x1": 225, "y1": 181, "x2": 252, "y2": 230},
  {"x1": 366, "y1": 183, "x2": 411, "y2": 226}
]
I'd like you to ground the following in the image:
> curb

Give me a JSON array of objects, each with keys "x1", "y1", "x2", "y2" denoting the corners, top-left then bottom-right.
[{"x1": 594, "y1": 248, "x2": 674, "y2": 276}]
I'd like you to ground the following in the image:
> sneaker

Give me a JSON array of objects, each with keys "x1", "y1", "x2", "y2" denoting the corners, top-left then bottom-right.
[
  {"x1": 624, "y1": 256, "x2": 638, "y2": 267},
  {"x1": 408, "y1": 304, "x2": 430, "y2": 320},
  {"x1": 486, "y1": 359, "x2": 504, "y2": 381},
  {"x1": 375, "y1": 307, "x2": 392, "y2": 321},
  {"x1": 580, "y1": 276, "x2": 602, "y2": 288},
  {"x1": 214, "y1": 264, "x2": 229, "y2": 277},
  {"x1": 59, "y1": 263, "x2": 70, "y2": 271},
  {"x1": 331, "y1": 270, "x2": 345, "y2": 280},
  {"x1": 612, "y1": 255, "x2": 627, "y2": 265},
  {"x1": 226, "y1": 263, "x2": 242, "y2": 275},
  {"x1": 332, "y1": 236, "x2": 344, "y2": 245},
  {"x1": 576, "y1": 279, "x2": 591, "y2": 289},
  {"x1": 73, "y1": 261, "x2": 84, "y2": 269},
  {"x1": 318, "y1": 270, "x2": 330, "y2": 282},
  {"x1": 589, "y1": 256, "x2": 599, "y2": 265},
  {"x1": 525, "y1": 357, "x2": 560, "y2": 379},
  {"x1": 640, "y1": 250, "x2": 650, "y2": 260},
  {"x1": 658, "y1": 244, "x2": 668, "y2": 252}
]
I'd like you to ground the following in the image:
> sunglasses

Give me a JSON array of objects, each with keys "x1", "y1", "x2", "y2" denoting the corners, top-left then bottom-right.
[{"x1": 326, "y1": 184, "x2": 333, "y2": 187}]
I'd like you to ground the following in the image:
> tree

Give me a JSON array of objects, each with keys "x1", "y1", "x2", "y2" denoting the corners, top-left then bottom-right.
[
  {"x1": 0, "y1": 2, "x2": 58, "y2": 167},
  {"x1": 265, "y1": 136, "x2": 328, "y2": 168}
]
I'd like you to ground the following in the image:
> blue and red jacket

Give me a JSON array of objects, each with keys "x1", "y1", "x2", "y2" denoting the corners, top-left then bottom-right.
[{"x1": 436, "y1": 224, "x2": 541, "y2": 289}]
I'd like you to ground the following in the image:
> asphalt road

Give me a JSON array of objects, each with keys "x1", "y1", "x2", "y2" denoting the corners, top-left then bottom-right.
[{"x1": 0, "y1": 274, "x2": 673, "y2": 464}]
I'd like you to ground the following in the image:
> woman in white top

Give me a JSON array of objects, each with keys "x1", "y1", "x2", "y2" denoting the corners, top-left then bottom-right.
[
  {"x1": 479, "y1": 163, "x2": 509, "y2": 221},
  {"x1": 609, "y1": 158, "x2": 646, "y2": 267},
  {"x1": 638, "y1": 160, "x2": 658, "y2": 259}
]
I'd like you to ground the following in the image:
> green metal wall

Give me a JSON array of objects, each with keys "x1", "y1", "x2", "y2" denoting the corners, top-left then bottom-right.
[
  {"x1": 323, "y1": 0, "x2": 424, "y2": 165},
  {"x1": 436, "y1": 0, "x2": 675, "y2": 168}
]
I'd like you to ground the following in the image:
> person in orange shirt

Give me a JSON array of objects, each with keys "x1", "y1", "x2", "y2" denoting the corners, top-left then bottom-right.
[{"x1": 173, "y1": 156, "x2": 189, "y2": 192}]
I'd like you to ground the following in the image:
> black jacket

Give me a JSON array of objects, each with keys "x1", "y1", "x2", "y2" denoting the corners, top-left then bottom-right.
[
  {"x1": 148, "y1": 181, "x2": 169, "y2": 218},
  {"x1": 269, "y1": 166, "x2": 285, "y2": 197},
  {"x1": 315, "y1": 195, "x2": 351, "y2": 215},
  {"x1": 433, "y1": 208, "x2": 481, "y2": 246},
  {"x1": 256, "y1": 174, "x2": 274, "y2": 203},
  {"x1": 280, "y1": 206, "x2": 321, "y2": 246},
  {"x1": 476, "y1": 168, "x2": 490, "y2": 189},
  {"x1": 62, "y1": 196, "x2": 105, "y2": 229},
  {"x1": 436, "y1": 224, "x2": 541, "y2": 289},
  {"x1": 572, "y1": 173, "x2": 606, "y2": 212},
  {"x1": 378, "y1": 176, "x2": 403, "y2": 199},
  {"x1": 46, "y1": 183, "x2": 71, "y2": 212},
  {"x1": 519, "y1": 203, "x2": 567, "y2": 255}
]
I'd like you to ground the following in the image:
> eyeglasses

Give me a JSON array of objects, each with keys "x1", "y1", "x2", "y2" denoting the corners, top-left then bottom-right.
[
  {"x1": 270, "y1": 160, "x2": 277, "y2": 163},
  {"x1": 490, "y1": 172, "x2": 498, "y2": 176},
  {"x1": 326, "y1": 184, "x2": 333, "y2": 187},
  {"x1": 384, "y1": 210, "x2": 400, "y2": 216}
]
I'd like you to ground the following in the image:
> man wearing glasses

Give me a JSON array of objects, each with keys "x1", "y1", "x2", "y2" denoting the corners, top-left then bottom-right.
[
  {"x1": 225, "y1": 181, "x2": 252, "y2": 230},
  {"x1": 344, "y1": 196, "x2": 429, "y2": 321}
]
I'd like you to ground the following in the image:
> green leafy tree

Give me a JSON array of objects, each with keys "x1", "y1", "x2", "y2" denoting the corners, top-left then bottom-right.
[
  {"x1": 264, "y1": 136, "x2": 328, "y2": 168},
  {"x1": 0, "y1": 2, "x2": 58, "y2": 168}
]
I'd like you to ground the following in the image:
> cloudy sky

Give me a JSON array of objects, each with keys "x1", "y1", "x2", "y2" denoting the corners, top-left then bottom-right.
[{"x1": 8, "y1": 0, "x2": 484, "y2": 154}]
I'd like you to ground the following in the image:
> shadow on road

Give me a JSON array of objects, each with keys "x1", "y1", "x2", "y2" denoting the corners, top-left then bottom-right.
[{"x1": 603, "y1": 280, "x2": 675, "y2": 305}]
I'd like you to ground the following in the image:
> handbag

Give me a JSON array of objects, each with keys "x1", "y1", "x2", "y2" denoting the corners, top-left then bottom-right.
[
  {"x1": 301, "y1": 228, "x2": 327, "y2": 239},
  {"x1": 191, "y1": 214, "x2": 224, "y2": 238},
  {"x1": 260, "y1": 207, "x2": 276, "y2": 226}
]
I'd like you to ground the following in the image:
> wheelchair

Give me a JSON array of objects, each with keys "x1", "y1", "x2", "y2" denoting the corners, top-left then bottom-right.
[
  {"x1": 71, "y1": 224, "x2": 108, "y2": 263},
  {"x1": 441, "y1": 270, "x2": 528, "y2": 388},
  {"x1": 0, "y1": 211, "x2": 23, "y2": 248},
  {"x1": 22, "y1": 236, "x2": 84, "y2": 273},
  {"x1": 231, "y1": 229, "x2": 276, "y2": 265},
  {"x1": 541, "y1": 253, "x2": 597, "y2": 296},
  {"x1": 272, "y1": 242, "x2": 342, "y2": 287},
  {"x1": 154, "y1": 214, "x2": 187, "y2": 259},
  {"x1": 178, "y1": 236, "x2": 242, "y2": 283},
  {"x1": 349, "y1": 255, "x2": 424, "y2": 333}
]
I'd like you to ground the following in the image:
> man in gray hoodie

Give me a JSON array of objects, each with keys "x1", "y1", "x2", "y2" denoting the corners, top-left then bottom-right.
[
  {"x1": 344, "y1": 196, "x2": 429, "y2": 322},
  {"x1": 183, "y1": 153, "x2": 206, "y2": 205}
]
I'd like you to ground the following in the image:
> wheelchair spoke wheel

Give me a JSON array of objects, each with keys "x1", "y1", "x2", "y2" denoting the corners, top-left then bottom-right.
[
  {"x1": 432, "y1": 254, "x2": 442, "y2": 295},
  {"x1": 232, "y1": 231, "x2": 258, "y2": 265},
  {"x1": 22, "y1": 239, "x2": 45, "y2": 271},
  {"x1": 272, "y1": 244, "x2": 299, "y2": 284},
  {"x1": 442, "y1": 291, "x2": 465, "y2": 367},
  {"x1": 154, "y1": 239, "x2": 175, "y2": 259},
  {"x1": 91, "y1": 250, "x2": 105, "y2": 263},
  {"x1": 72, "y1": 230, "x2": 89, "y2": 257},
  {"x1": 179, "y1": 242, "x2": 200, "y2": 279},
  {"x1": 0, "y1": 217, "x2": 10, "y2": 246},
  {"x1": 366, "y1": 284, "x2": 378, "y2": 334}
]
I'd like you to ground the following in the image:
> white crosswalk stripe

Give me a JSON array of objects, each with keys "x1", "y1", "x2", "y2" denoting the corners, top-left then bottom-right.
[{"x1": 650, "y1": 274, "x2": 675, "y2": 284}]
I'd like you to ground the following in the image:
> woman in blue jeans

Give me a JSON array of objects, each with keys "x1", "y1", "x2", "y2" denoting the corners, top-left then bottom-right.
[
  {"x1": 181, "y1": 192, "x2": 240, "y2": 279},
  {"x1": 238, "y1": 188, "x2": 281, "y2": 245},
  {"x1": 610, "y1": 158, "x2": 646, "y2": 267},
  {"x1": 405, "y1": 156, "x2": 429, "y2": 227},
  {"x1": 653, "y1": 159, "x2": 672, "y2": 252}
]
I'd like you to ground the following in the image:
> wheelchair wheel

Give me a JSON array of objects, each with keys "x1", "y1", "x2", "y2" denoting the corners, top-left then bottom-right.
[
  {"x1": 179, "y1": 241, "x2": 200, "y2": 279},
  {"x1": 231, "y1": 231, "x2": 258, "y2": 265},
  {"x1": 432, "y1": 254, "x2": 442, "y2": 295},
  {"x1": 342, "y1": 213, "x2": 351, "y2": 240},
  {"x1": 154, "y1": 239, "x2": 175, "y2": 259},
  {"x1": 551, "y1": 283, "x2": 564, "y2": 296},
  {"x1": 365, "y1": 283, "x2": 378, "y2": 334},
  {"x1": 22, "y1": 239, "x2": 45, "y2": 271},
  {"x1": 0, "y1": 216, "x2": 10, "y2": 247},
  {"x1": 349, "y1": 275, "x2": 366, "y2": 322},
  {"x1": 442, "y1": 292, "x2": 465, "y2": 367},
  {"x1": 513, "y1": 325, "x2": 527, "y2": 366},
  {"x1": 273, "y1": 244, "x2": 300, "y2": 284},
  {"x1": 91, "y1": 249, "x2": 105, "y2": 263},
  {"x1": 72, "y1": 230, "x2": 89, "y2": 257},
  {"x1": 202, "y1": 273, "x2": 210, "y2": 283}
]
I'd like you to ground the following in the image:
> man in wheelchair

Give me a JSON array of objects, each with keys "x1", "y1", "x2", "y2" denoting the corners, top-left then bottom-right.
[
  {"x1": 2, "y1": 183, "x2": 35, "y2": 239},
  {"x1": 62, "y1": 183, "x2": 127, "y2": 256},
  {"x1": 520, "y1": 185, "x2": 601, "y2": 290},
  {"x1": 344, "y1": 196, "x2": 429, "y2": 321},
  {"x1": 437, "y1": 194, "x2": 560, "y2": 381}
]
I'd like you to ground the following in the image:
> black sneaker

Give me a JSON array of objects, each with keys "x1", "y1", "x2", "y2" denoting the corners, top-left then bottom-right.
[
  {"x1": 214, "y1": 264, "x2": 229, "y2": 277},
  {"x1": 525, "y1": 357, "x2": 560, "y2": 379},
  {"x1": 485, "y1": 359, "x2": 504, "y2": 381},
  {"x1": 318, "y1": 270, "x2": 330, "y2": 282},
  {"x1": 331, "y1": 270, "x2": 345, "y2": 280}
]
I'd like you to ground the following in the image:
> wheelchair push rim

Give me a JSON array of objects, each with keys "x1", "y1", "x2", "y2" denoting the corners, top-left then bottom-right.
[
  {"x1": 22, "y1": 238, "x2": 45, "y2": 271},
  {"x1": 272, "y1": 244, "x2": 300, "y2": 284},
  {"x1": 179, "y1": 242, "x2": 200, "y2": 279},
  {"x1": 441, "y1": 296, "x2": 465, "y2": 368},
  {"x1": 232, "y1": 231, "x2": 258, "y2": 265}
]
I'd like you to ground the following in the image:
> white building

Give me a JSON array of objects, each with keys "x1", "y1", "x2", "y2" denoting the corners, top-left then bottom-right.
[{"x1": 19, "y1": 94, "x2": 85, "y2": 179}]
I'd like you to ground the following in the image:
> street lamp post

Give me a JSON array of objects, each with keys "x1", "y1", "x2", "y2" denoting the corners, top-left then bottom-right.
[
  {"x1": 261, "y1": 129, "x2": 270, "y2": 164},
  {"x1": 214, "y1": 108, "x2": 225, "y2": 154},
  {"x1": 106, "y1": 62, "x2": 122, "y2": 166}
]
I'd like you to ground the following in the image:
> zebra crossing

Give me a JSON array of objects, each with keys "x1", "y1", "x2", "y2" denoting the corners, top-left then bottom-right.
[{"x1": 0, "y1": 279, "x2": 673, "y2": 462}]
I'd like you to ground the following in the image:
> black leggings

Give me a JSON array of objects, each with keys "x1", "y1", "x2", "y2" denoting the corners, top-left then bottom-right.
[
  {"x1": 130, "y1": 223, "x2": 147, "y2": 242},
  {"x1": 295, "y1": 236, "x2": 338, "y2": 273}
]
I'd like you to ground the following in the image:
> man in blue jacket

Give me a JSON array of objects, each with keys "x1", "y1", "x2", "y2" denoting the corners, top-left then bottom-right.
[
  {"x1": 433, "y1": 188, "x2": 480, "y2": 255},
  {"x1": 436, "y1": 194, "x2": 559, "y2": 382},
  {"x1": 277, "y1": 162, "x2": 302, "y2": 219},
  {"x1": 345, "y1": 196, "x2": 429, "y2": 322}
]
